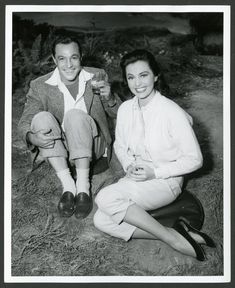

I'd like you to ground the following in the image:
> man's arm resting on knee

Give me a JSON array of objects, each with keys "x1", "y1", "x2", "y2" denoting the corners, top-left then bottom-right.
[
  {"x1": 26, "y1": 130, "x2": 62, "y2": 149},
  {"x1": 26, "y1": 131, "x2": 37, "y2": 151},
  {"x1": 18, "y1": 79, "x2": 46, "y2": 149}
]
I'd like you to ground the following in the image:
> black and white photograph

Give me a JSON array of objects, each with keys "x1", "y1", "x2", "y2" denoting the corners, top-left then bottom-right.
[{"x1": 3, "y1": 3, "x2": 231, "y2": 284}]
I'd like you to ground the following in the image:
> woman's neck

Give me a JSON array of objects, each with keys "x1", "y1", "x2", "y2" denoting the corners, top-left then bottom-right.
[{"x1": 138, "y1": 90, "x2": 156, "y2": 107}]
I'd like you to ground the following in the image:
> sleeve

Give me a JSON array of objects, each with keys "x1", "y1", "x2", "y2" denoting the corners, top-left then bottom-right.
[
  {"x1": 17, "y1": 80, "x2": 44, "y2": 149},
  {"x1": 99, "y1": 69, "x2": 122, "y2": 118},
  {"x1": 113, "y1": 105, "x2": 134, "y2": 171},
  {"x1": 154, "y1": 108, "x2": 203, "y2": 179},
  {"x1": 102, "y1": 94, "x2": 122, "y2": 118}
]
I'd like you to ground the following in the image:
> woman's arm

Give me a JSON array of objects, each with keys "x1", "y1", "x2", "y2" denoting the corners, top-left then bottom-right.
[
  {"x1": 113, "y1": 104, "x2": 134, "y2": 171},
  {"x1": 154, "y1": 109, "x2": 203, "y2": 179}
]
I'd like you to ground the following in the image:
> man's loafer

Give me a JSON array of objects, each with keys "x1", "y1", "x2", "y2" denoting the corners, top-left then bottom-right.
[
  {"x1": 74, "y1": 192, "x2": 92, "y2": 219},
  {"x1": 58, "y1": 191, "x2": 75, "y2": 217}
]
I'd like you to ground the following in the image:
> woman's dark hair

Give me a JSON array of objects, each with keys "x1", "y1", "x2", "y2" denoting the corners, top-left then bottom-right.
[
  {"x1": 120, "y1": 49, "x2": 169, "y2": 94},
  {"x1": 52, "y1": 36, "x2": 82, "y2": 58}
]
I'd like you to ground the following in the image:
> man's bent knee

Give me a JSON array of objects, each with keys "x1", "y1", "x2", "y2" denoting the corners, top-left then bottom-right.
[
  {"x1": 31, "y1": 111, "x2": 59, "y2": 131},
  {"x1": 32, "y1": 111, "x2": 55, "y2": 122},
  {"x1": 64, "y1": 109, "x2": 98, "y2": 138},
  {"x1": 64, "y1": 109, "x2": 89, "y2": 124}
]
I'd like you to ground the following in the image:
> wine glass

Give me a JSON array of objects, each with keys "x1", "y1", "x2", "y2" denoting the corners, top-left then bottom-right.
[{"x1": 91, "y1": 71, "x2": 107, "y2": 97}]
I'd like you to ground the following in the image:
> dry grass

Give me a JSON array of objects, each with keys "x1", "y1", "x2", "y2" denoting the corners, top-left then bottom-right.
[
  {"x1": 11, "y1": 109, "x2": 223, "y2": 277},
  {"x1": 11, "y1": 32, "x2": 224, "y2": 276}
]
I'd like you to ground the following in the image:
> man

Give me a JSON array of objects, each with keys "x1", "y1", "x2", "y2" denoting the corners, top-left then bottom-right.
[{"x1": 18, "y1": 35, "x2": 122, "y2": 219}]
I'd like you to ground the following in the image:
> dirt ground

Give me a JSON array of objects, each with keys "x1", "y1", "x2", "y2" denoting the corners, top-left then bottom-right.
[{"x1": 11, "y1": 55, "x2": 223, "y2": 277}]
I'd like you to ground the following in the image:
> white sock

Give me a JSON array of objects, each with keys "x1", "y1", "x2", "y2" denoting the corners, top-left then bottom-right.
[
  {"x1": 76, "y1": 168, "x2": 90, "y2": 195},
  {"x1": 56, "y1": 168, "x2": 76, "y2": 195}
]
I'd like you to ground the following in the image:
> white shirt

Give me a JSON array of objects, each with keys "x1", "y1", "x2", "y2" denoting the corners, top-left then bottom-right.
[
  {"x1": 45, "y1": 68, "x2": 94, "y2": 130},
  {"x1": 114, "y1": 91, "x2": 203, "y2": 179},
  {"x1": 128, "y1": 99, "x2": 152, "y2": 164}
]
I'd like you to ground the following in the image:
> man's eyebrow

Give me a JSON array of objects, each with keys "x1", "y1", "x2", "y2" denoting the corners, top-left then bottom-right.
[{"x1": 57, "y1": 53, "x2": 80, "y2": 57}]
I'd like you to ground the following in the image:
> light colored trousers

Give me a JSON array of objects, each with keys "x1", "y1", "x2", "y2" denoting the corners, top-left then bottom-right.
[
  {"x1": 94, "y1": 176, "x2": 182, "y2": 241},
  {"x1": 31, "y1": 109, "x2": 106, "y2": 161}
]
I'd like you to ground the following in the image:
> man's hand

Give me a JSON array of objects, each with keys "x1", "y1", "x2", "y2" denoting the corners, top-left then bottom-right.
[
  {"x1": 27, "y1": 129, "x2": 61, "y2": 149},
  {"x1": 126, "y1": 164, "x2": 155, "y2": 182},
  {"x1": 97, "y1": 80, "x2": 115, "y2": 104}
]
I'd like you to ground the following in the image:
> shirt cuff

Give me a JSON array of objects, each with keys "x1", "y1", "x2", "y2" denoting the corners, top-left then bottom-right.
[
  {"x1": 107, "y1": 98, "x2": 117, "y2": 107},
  {"x1": 25, "y1": 131, "x2": 37, "y2": 152},
  {"x1": 121, "y1": 160, "x2": 133, "y2": 172},
  {"x1": 154, "y1": 166, "x2": 171, "y2": 179}
]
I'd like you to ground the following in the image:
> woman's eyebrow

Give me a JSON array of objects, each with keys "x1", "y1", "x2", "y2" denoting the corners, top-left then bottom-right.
[{"x1": 127, "y1": 71, "x2": 149, "y2": 75}]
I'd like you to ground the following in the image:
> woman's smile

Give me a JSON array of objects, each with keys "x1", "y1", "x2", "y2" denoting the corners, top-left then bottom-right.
[
  {"x1": 135, "y1": 87, "x2": 147, "y2": 93},
  {"x1": 126, "y1": 60, "x2": 158, "y2": 106}
]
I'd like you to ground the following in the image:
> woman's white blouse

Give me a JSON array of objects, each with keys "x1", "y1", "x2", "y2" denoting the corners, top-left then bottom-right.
[{"x1": 114, "y1": 92, "x2": 203, "y2": 179}]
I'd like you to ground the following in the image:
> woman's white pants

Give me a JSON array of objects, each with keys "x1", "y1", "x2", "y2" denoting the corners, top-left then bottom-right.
[{"x1": 94, "y1": 176, "x2": 182, "y2": 241}]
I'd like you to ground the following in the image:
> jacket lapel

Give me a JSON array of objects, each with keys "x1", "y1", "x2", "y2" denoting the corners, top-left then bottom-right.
[
  {"x1": 46, "y1": 84, "x2": 64, "y2": 123},
  {"x1": 54, "y1": 90, "x2": 64, "y2": 122},
  {"x1": 84, "y1": 80, "x2": 94, "y2": 114}
]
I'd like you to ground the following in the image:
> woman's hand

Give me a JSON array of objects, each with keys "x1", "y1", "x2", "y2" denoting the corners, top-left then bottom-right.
[{"x1": 126, "y1": 164, "x2": 155, "y2": 181}]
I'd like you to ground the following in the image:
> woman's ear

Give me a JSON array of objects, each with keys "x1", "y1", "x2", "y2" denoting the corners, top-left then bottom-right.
[{"x1": 154, "y1": 75, "x2": 158, "y2": 82}]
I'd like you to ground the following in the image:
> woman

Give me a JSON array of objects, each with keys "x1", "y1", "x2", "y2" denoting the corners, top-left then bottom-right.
[{"x1": 93, "y1": 49, "x2": 215, "y2": 261}]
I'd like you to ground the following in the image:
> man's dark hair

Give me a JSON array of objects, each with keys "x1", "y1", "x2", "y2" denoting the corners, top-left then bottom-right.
[{"x1": 52, "y1": 35, "x2": 82, "y2": 57}]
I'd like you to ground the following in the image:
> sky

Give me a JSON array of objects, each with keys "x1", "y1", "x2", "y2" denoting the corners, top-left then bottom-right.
[{"x1": 16, "y1": 12, "x2": 192, "y2": 34}]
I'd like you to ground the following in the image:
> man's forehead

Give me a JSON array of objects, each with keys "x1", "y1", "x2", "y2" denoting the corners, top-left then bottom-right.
[{"x1": 55, "y1": 42, "x2": 80, "y2": 54}]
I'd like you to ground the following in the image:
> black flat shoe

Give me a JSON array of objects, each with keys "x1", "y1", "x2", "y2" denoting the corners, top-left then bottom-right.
[
  {"x1": 179, "y1": 218, "x2": 216, "y2": 248},
  {"x1": 74, "y1": 192, "x2": 92, "y2": 219},
  {"x1": 173, "y1": 219, "x2": 206, "y2": 261},
  {"x1": 57, "y1": 191, "x2": 75, "y2": 217}
]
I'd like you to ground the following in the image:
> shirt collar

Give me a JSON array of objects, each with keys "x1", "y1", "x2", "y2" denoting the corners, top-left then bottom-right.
[
  {"x1": 133, "y1": 90, "x2": 161, "y2": 110},
  {"x1": 79, "y1": 68, "x2": 94, "y2": 84},
  {"x1": 133, "y1": 96, "x2": 140, "y2": 110},
  {"x1": 45, "y1": 67, "x2": 94, "y2": 86}
]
